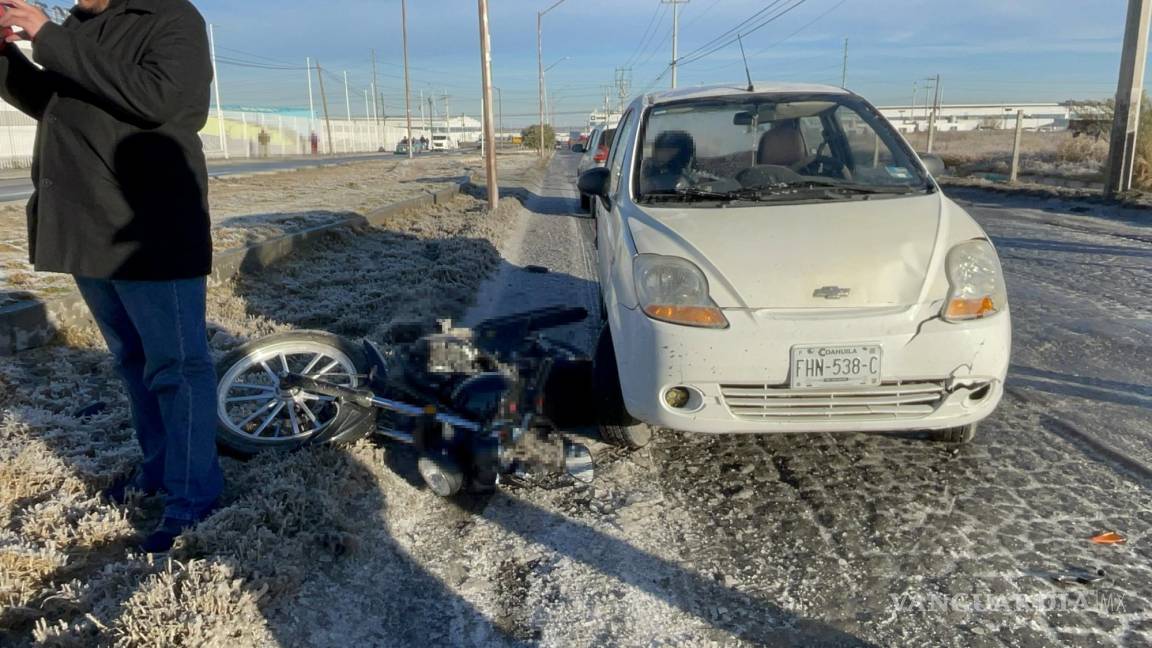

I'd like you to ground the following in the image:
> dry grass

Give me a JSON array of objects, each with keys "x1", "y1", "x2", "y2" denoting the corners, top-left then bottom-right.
[
  {"x1": 0, "y1": 190, "x2": 528, "y2": 646},
  {"x1": 903, "y1": 130, "x2": 1106, "y2": 180}
]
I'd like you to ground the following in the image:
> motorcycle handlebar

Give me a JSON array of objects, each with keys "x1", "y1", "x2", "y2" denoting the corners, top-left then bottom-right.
[{"x1": 473, "y1": 306, "x2": 589, "y2": 351}]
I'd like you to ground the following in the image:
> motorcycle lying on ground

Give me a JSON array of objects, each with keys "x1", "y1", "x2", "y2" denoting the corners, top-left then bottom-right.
[{"x1": 214, "y1": 307, "x2": 607, "y2": 496}]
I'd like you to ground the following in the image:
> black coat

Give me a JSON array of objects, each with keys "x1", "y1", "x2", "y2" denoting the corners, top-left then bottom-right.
[{"x1": 0, "y1": 0, "x2": 213, "y2": 280}]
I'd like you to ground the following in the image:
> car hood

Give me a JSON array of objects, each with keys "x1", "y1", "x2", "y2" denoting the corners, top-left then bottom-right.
[{"x1": 626, "y1": 193, "x2": 947, "y2": 310}]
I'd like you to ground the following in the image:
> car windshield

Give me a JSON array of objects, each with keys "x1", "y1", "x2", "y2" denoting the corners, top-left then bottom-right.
[{"x1": 634, "y1": 93, "x2": 932, "y2": 205}]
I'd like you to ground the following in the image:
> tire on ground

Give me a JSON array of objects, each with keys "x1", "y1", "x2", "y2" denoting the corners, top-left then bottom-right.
[
  {"x1": 215, "y1": 331, "x2": 377, "y2": 458},
  {"x1": 593, "y1": 327, "x2": 653, "y2": 449},
  {"x1": 927, "y1": 423, "x2": 978, "y2": 444}
]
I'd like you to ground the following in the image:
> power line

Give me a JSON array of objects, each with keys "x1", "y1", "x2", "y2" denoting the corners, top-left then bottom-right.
[
  {"x1": 675, "y1": 0, "x2": 788, "y2": 64},
  {"x1": 678, "y1": 0, "x2": 809, "y2": 67},
  {"x1": 623, "y1": 2, "x2": 668, "y2": 69}
]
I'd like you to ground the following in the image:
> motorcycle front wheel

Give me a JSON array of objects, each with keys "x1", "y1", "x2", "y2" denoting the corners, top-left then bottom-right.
[{"x1": 215, "y1": 331, "x2": 378, "y2": 457}]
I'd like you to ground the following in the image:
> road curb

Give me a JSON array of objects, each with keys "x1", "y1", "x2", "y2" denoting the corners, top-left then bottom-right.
[{"x1": 0, "y1": 182, "x2": 466, "y2": 355}]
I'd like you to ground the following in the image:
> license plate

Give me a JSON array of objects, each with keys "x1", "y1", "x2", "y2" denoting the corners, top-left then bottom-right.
[{"x1": 790, "y1": 344, "x2": 882, "y2": 389}]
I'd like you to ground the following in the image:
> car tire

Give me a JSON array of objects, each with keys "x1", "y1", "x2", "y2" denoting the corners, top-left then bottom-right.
[
  {"x1": 928, "y1": 423, "x2": 978, "y2": 444},
  {"x1": 579, "y1": 193, "x2": 591, "y2": 212},
  {"x1": 593, "y1": 327, "x2": 652, "y2": 449}
]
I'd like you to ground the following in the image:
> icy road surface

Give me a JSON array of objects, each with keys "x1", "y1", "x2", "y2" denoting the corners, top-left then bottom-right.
[{"x1": 0, "y1": 153, "x2": 1149, "y2": 647}]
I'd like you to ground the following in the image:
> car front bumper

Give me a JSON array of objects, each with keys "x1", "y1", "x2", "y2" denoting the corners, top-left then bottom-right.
[{"x1": 611, "y1": 304, "x2": 1011, "y2": 434}]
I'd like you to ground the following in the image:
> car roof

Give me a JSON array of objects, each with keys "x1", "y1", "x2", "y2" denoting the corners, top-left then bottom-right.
[{"x1": 644, "y1": 82, "x2": 852, "y2": 106}]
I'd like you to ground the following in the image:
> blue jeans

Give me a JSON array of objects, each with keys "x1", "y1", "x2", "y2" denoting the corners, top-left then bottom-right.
[{"x1": 75, "y1": 276, "x2": 223, "y2": 522}]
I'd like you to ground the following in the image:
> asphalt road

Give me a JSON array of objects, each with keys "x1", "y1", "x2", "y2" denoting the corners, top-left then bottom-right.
[
  {"x1": 454, "y1": 152, "x2": 1152, "y2": 646},
  {"x1": 0, "y1": 152, "x2": 411, "y2": 203}
]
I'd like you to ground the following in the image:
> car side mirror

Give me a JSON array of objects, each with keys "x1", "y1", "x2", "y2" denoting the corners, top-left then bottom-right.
[
  {"x1": 920, "y1": 154, "x2": 945, "y2": 177},
  {"x1": 571, "y1": 144, "x2": 585, "y2": 153},
  {"x1": 578, "y1": 167, "x2": 610, "y2": 202}
]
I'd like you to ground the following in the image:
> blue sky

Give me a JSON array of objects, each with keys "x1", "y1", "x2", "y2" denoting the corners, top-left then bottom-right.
[{"x1": 196, "y1": 0, "x2": 1135, "y2": 127}]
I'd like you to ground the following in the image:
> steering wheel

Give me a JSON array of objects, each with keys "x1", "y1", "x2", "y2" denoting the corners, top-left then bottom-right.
[{"x1": 790, "y1": 154, "x2": 852, "y2": 180}]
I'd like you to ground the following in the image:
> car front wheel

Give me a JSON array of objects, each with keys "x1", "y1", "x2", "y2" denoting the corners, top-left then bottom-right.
[
  {"x1": 593, "y1": 327, "x2": 652, "y2": 449},
  {"x1": 928, "y1": 423, "x2": 978, "y2": 444}
]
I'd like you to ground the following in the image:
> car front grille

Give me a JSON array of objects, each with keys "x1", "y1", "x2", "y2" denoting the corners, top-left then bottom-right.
[{"x1": 719, "y1": 381, "x2": 948, "y2": 422}]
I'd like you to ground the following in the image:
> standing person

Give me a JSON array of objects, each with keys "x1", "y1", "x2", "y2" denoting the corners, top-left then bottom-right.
[
  {"x1": 0, "y1": 0, "x2": 223, "y2": 553},
  {"x1": 309, "y1": 131, "x2": 319, "y2": 155},
  {"x1": 257, "y1": 128, "x2": 270, "y2": 158}
]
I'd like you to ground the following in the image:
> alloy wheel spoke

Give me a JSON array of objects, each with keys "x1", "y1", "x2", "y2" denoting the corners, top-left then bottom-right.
[
  {"x1": 253, "y1": 402, "x2": 286, "y2": 437},
  {"x1": 259, "y1": 360, "x2": 279, "y2": 385},
  {"x1": 298, "y1": 400, "x2": 322, "y2": 425},
  {"x1": 227, "y1": 394, "x2": 277, "y2": 404},
  {"x1": 301, "y1": 353, "x2": 324, "y2": 375},
  {"x1": 287, "y1": 402, "x2": 302, "y2": 437},
  {"x1": 236, "y1": 399, "x2": 279, "y2": 429},
  {"x1": 315, "y1": 360, "x2": 341, "y2": 377},
  {"x1": 233, "y1": 383, "x2": 275, "y2": 392}
]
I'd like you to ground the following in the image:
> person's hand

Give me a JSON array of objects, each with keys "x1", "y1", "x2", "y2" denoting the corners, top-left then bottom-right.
[{"x1": 0, "y1": 0, "x2": 51, "y2": 43}]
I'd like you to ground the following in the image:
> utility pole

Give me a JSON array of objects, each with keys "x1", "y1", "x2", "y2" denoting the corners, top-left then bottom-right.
[
  {"x1": 1009, "y1": 110, "x2": 1025, "y2": 183},
  {"x1": 664, "y1": 0, "x2": 689, "y2": 89},
  {"x1": 477, "y1": 0, "x2": 499, "y2": 210},
  {"x1": 926, "y1": 74, "x2": 941, "y2": 153},
  {"x1": 207, "y1": 24, "x2": 228, "y2": 159},
  {"x1": 343, "y1": 71, "x2": 352, "y2": 153},
  {"x1": 419, "y1": 89, "x2": 426, "y2": 137},
  {"x1": 401, "y1": 0, "x2": 414, "y2": 159},
  {"x1": 615, "y1": 67, "x2": 631, "y2": 114},
  {"x1": 364, "y1": 90, "x2": 371, "y2": 151},
  {"x1": 840, "y1": 38, "x2": 848, "y2": 88},
  {"x1": 1106, "y1": 0, "x2": 1152, "y2": 197},
  {"x1": 494, "y1": 87, "x2": 504, "y2": 140},
  {"x1": 442, "y1": 91, "x2": 452, "y2": 145},
  {"x1": 306, "y1": 56, "x2": 315, "y2": 137},
  {"x1": 315, "y1": 62, "x2": 335, "y2": 155},
  {"x1": 371, "y1": 49, "x2": 383, "y2": 149}
]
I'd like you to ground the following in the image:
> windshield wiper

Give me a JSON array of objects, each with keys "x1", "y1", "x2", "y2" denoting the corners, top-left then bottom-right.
[
  {"x1": 640, "y1": 187, "x2": 760, "y2": 203},
  {"x1": 771, "y1": 180, "x2": 931, "y2": 196}
]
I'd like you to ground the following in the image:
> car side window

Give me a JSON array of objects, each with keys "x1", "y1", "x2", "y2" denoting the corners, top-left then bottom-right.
[{"x1": 607, "y1": 109, "x2": 634, "y2": 194}]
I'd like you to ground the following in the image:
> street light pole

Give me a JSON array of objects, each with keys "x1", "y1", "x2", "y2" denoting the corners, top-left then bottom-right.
[
  {"x1": 207, "y1": 24, "x2": 228, "y2": 159},
  {"x1": 663, "y1": 0, "x2": 689, "y2": 89},
  {"x1": 477, "y1": 0, "x2": 499, "y2": 211},
  {"x1": 401, "y1": 0, "x2": 415, "y2": 160},
  {"x1": 537, "y1": 0, "x2": 568, "y2": 157}
]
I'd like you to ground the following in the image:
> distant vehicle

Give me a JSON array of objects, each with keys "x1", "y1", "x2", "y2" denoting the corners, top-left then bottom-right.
[
  {"x1": 431, "y1": 135, "x2": 457, "y2": 150},
  {"x1": 575, "y1": 126, "x2": 617, "y2": 212},
  {"x1": 394, "y1": 139, "x2": 427, "y2": 155},
  {"x1": 578, "y1": 83, "x2": 1010, "y2": 449},
  {"x1": 567, "y1": 131, "x2": 588, "y2": 151}
]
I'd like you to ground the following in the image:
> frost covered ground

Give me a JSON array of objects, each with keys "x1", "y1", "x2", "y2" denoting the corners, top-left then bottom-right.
[
  {"x1": 0, "y1": 153, "x2": 1150, "y2": 647},
  {"x1": 0, "y1": 152, "x2": 540, "y2": 308}
]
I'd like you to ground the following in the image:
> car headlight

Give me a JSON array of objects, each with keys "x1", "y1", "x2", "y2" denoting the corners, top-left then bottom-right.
[
  {"x1": 942, "y1": 240, "x2": 1007, "y2": 322},
  {"x1": 634, "y1": 255, "x2": 728, "y2": 329}
]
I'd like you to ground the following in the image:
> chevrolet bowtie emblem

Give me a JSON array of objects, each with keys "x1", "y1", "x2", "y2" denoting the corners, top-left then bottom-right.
[{"x1": 813, "y1": 286, "x2": 851, "y2": 300}]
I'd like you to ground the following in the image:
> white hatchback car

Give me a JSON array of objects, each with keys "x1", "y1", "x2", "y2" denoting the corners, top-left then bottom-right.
[{"x1": 578, "y1": 83, "x2": 1010, "y2": 448}]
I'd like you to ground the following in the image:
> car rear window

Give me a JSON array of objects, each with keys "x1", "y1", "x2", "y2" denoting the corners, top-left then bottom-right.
[{"x1": 601, "y1": 128, "x2": 617, "y2": 149}]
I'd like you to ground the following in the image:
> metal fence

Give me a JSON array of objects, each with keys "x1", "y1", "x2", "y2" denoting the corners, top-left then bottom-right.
[
  {"x1": 201, "y1": 110, "x2": 394, "y2": 159},
  {"x1": 0, "y1": 107, "x2": 401, "y2": 168}
]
